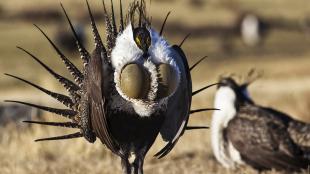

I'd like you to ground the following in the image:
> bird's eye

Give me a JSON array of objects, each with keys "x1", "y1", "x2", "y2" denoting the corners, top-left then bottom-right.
[
  {"x1": 135, "y1": 36, "x2": 142, "y2": 48},
  {"x1": 157, "y1": 64, "x2": 178, "y2": 99},
  {"x1": 120, "y1": 63, "x2": 150, "y2": 99}
]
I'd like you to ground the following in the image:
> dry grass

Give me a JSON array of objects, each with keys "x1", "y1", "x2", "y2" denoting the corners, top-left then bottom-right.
[{"x1": 0, "y1": 0, "x2": 310, "y2": 174}]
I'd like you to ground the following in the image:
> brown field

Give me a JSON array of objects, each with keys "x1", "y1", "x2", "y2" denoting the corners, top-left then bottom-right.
[{"x1": 0, "y1": 0, "x2": 310, "y2": 174}]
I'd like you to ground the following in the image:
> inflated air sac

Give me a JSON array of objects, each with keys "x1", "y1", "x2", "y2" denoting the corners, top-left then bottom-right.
[
  {"x1": 120, "y1": 63, "x2": 150, "y2": 99},
  {"x1": 157, "y1": 63, "x2": 178, "y2": 99}
]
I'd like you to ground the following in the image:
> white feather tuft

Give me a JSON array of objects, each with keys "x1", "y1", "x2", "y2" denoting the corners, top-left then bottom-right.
[{"x1": 211, "y1": 86, "x2": 244, "y2": 168}]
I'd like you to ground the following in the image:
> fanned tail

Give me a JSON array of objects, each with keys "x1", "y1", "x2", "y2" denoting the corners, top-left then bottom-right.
[{"x1": 9, "y1": 1, "x2": 120, "y2": 144}]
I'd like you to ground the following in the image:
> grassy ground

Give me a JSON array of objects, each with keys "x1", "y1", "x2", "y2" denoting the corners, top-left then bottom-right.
[{"x1": 0, "y1": 0, "x2": 310, "y2": 174}]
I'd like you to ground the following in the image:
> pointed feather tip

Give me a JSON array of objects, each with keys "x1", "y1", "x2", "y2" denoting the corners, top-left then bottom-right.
[
  {"x1": 190, "y1": 108, "x2": 221, "y2": 115},
  {"x1": 16, "y1": 46, "x2": 23, "y2": 50},
  {"x1": 33, "y1": 23, "x2": 40, "y2": 30},
  {"x1": 154, "y1": 140, "x2": 177, "y2": 159},
  {"x1": 60, "y1": 1, "x2": 90, "y2": 65},
  {"x1": 186, "y1": 126, "x2": 209, "y2": 130},
  {"x1": 154, "y1": 142, "x2": 172, "y2": 157},
  {"x1": 22, "y1": 120, "x2": 80, "y2": 129},
  {"x1": 179, "y1": 33, "x2": 191, "y2": 47},
  {"x1": 34, "y1": 132, "x2": 83, "y2": 142},
  {"x1": 85, "y1": 0, "x2": 92, "y2": 12},
  {"x1": 102, "y1": 0, "x2": 108, "y2": 13},
  {"x1": 35, "y1": 139, "x2": 46, "y2": 142},
  {"x1": 189, "y1": 55, "x2": 208, "y2": 71},
  {"x1": 159, "y1": 11, "x2": 172, "y2": 36},
  {"x1": 4, "y1": 73, "x2": 11, "y2": 77},
  {"x1": 192, "y1": 83, "x2": 220, "y2": 96},
  {"x1": 16, "y1": 46, "x2": 31, "y2": 56}
]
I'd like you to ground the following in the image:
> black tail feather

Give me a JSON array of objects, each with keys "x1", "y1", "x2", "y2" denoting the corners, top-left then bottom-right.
[
  {"x1": 192, "y1": 83, "x2": 219, "y2": 96},
  {"x1": 5, "y1": 100, "x2": 77, "y2": 119},
  {"x1": 16, "y1": 47, "x2": 80, "y2": 96},
  {"x1": 190, "y1": 108, "x2": 220, "y2": 114},
  {"x1": 35, "y1": 132, "x2": 83, "y2": 142},
  {"x1": 34, "y1": 24, "x2": 84, "y2": 86},
  {"x1": 102, "y1": 0, "x2": 115, "y2": 54},
  {"x1": 119, "y1": 0, "x2": 124, "y2": 32},
  {"x1": 110, "y1": 0, "x2": 118, "y2": 37},
  {"x1": 154, "y1": 141, "x2": 177, "y2": 159},
  {"x1": 159, "y1": 11, "x2": 171, "y2": 36},
  {"x1": 179, "y1": 33, "x2": 191, "y2": 47},
  {"x1": 190, "y1": 56, "x2": 207, "y2": 71},
  {"x1": 186, "y1": 126, "x2": 209, "y2": 130},
  {"x1": 23, "y1": 120, "x2": 80, "y2": 129},
  {"x1": 86, "y1": 0, "x2": 105, "y2": 50},
  {"x1": 60, "y1": 3, "x2": 90, "y2": 66},
  {"x1": 138, "y1": 0, "x2": 143, "y2": 27},
  {"x1": 5, "y1": 74, "x2": 73, "y2": 108}
]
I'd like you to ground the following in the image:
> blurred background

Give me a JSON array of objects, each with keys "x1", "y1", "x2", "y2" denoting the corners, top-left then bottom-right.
[{"x1": 0, "y1": 0, "x2": 309, "y2": 173}]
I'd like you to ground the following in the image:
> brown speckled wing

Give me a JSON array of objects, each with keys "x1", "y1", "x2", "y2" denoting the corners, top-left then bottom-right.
[
  {"x1": 87, "y1": 48, "x2": 121, "y2": 156},
  {"x1": 226, "y1": 104, "x2": 310, "y2": 171}
]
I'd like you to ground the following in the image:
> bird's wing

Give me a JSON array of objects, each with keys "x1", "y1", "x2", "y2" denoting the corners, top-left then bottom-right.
[
  {"x1": 258, "y1": 107, "x2": 310, "y2": 158},
  {"x1": 288, "y1": 119, "x2": 310, "y2": 157},
  {"x1": 226, "y1": 104, "x2": 309, "y2": 171},
  {"x1": 155, "y1": 45, "x2": 192, "y2": 158},
  {"x1": 87, "y1": 48, "x2": 120, "y2": 155}
]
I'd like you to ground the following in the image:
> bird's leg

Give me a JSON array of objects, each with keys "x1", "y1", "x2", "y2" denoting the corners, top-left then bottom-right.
[
  {"x1": 121, "y1": 156, "x2": 131, "y2": 174},
  {"x1": 121, "y1": 152, "x2": 144, "y2": 174},
  {"x1": 132, "y1": 154, "x2": 145, "y2": 174}
]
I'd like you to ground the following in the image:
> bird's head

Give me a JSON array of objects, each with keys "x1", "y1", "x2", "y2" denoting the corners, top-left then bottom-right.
[
  {"x1": 216, "y1": 77, "x2": 254, "y2": 109},
  {"x1": 133, "y1": 27, "x2": 151, "y2": 54},
  {"x1": 110, "y1": 24, "x2": 180, "y2": 116}
]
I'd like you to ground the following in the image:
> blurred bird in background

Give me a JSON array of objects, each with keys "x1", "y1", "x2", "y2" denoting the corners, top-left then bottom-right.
[
  {"x1": 54, "y1": 22, "x2": 86, "y2": 55},
  {"x1": 211, "y1": 75, "x2": 310, "y2": 172}
]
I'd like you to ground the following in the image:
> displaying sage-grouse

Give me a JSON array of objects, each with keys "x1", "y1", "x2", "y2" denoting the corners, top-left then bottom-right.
[
  {"x1": 211, "y1": 77, "x2": 310, "y2": 172},
  {"x1": 5, "y1": 0, "x2": 214, "y2": 173}
]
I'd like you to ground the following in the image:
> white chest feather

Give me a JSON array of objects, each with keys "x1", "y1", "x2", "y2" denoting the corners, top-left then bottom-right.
[
  {"x1": 211, "y1": 87, "x2": 244, "y2": 168},
  {"x1": 110, "y1": 24, "x2": 180, "y2": 117}
]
